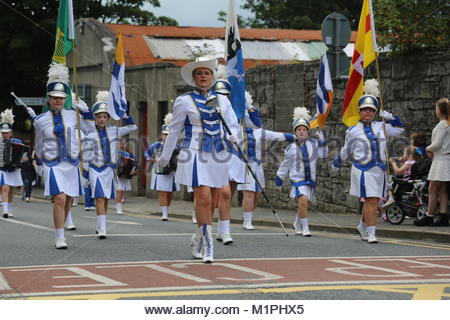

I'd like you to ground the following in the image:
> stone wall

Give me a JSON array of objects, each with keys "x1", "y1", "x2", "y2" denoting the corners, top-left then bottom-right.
[{"x1": 245, "y1": 49, "x2": 450, "y2": 213}]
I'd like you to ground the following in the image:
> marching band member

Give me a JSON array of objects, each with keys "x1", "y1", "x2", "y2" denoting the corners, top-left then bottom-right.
[
  {"x1": 331, "y1": 79, "x2": 404, "y2": 243},
  {"x1": 157, "y1": 57, "x2": 239, "y2": 263},
  {"x1": 144, "y1": 114, "x2": 180, "y2": 221},
  {"x1": 275, "y1": 107, "x2": 328, "y2": 236},
  {"x1": 33, "y1": 64, "x2": 94, "y2": 249},
  {"x1": 238, "y1": 106, "x2": 295, "y2": 230},
  {"x1": 115, "y1": 139, "x2": 137, "y2": 214},
  {"x1": 0, "y1": 109, "x2": 26, "y2": 218},
  {"x1": 83, "y1": 91, "x2": 137, "y2": 239}
]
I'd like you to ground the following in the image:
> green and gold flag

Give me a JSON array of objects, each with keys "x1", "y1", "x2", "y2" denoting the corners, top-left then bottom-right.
[{"x1": 52, "y1": 0, "x2": 75, "y2": 64}]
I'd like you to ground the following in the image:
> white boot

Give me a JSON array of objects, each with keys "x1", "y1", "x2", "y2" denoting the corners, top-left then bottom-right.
[
  {"x1": 161, "y1": 206, "x2": 168, "y2": 221},
  {"x1": 300, "y1": 218, "x2": 311, "y2": 237},
  {"x1": 293, "y1": 216, "x2": 302, "y2": 235},
  {"x1": 243, "y1": 211, "x2": 254, "y2": 230},
  {"x1": 191, "y1": 229, "x2": 203, "y2": 259},
  {"x1": 192, "y1": 210, "x2": 197, "y2": 224},
  {"x1": 116, "y1": 203, "x2": 123, "y2": 215},
  {"x1": 201, "y1": 224, "x2": 214, "y2": 263},
  {"x1": 367, "y1": 226, "x2": 378, "y2": 243},
  {"x1": 64, "y1": 211, "x2": 76, "y2": 230}
]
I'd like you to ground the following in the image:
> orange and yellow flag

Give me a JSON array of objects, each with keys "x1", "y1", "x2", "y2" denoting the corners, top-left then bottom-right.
[{"x1": 342, "y1": 0, "x2": 378, "y2": 127}]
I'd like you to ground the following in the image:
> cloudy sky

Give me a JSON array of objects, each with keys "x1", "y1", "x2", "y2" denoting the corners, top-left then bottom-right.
[{"x1": 145, "y1": 0, "x2": 252, "y2": 27}]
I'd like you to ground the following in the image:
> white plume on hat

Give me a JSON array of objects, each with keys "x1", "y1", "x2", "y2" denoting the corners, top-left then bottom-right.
[
  {"x1": 0, "y1": 108, "x2": 15, "y2": 125},
  {"x1": 163, "y1": 113, "x2": 173, "y2": 125},
  {"x1": 47, "y1": 63, "x2": 69, "y2": 86},
  {"x1": 293, "y1": 107, "x2": 312, "y2": 122},
  {"x1": 245, "y1": 91, "x2": 253, "y2": 106},
  {"x1": 216, "y1": 64, "x2": 228, "y2": 80},
  {"x1": 363, "y1": 79, "x2": 379, "y2": 97},
  {"x1": 96, "y1": 91, "x2": 110, "y2": 103}
]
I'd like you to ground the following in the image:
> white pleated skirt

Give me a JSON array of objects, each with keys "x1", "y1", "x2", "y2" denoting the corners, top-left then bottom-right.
[
  {"x1": 290, "y1": 185, "x2": 315, "y2": 201},
  {"x1": 0, "y1": 169, "x2": 23, "y2": 187},
  {"x1": 350, "y1": 165, "x2": 387, "y2": 199},
  {"x1": 237, "y1": 162, "x2": 265, "y2": 192},
  {"x1": 89, "y1": 167, "x2": 115, "y2": 199},
  {"x1": 228, "y1": 152, "x2": 246, "y2": 184},
  {"x1": 43, "y1": 162, "x2": 83, "y2": 197},
  {"x1": 428, "y1": 155, "x2": 450, "y2": 181},
  {"x1": 175, "y1": 148, "x2": 230, "y2": 188},
  {"x1": 116, "y1": 177, "x2": 132, "y2": 191},
  {"x1": 150, "y1": 171, "x2": 180, "y2": 192}
]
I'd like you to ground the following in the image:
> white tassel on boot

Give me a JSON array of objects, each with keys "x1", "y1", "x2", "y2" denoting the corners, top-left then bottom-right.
[{"x1": 201, "y1": 224, "x2": 214, "y2": 263}]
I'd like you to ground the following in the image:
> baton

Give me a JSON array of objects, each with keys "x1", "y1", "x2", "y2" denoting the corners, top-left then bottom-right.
[
  {"x1": 10, "y1": 91, "x2": 30, "y2": 109},
  {"x1": 206, "y1": 94, "x2": 289, "y2": 236}
]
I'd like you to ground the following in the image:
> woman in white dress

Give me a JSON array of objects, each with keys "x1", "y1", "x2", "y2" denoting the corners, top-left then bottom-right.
[
  {"x1": 157, "y1": 57, "x2": 239, "y2": 263},
  {"x1": 415, "y1": 98, "x2": 450, "y2": 226},
  {"x1": 331, "y1": 80, "x2": 404, "y2": 243},
  {"x1": 32, "y1": 64, "x2": 95, "y2": 249},
  {"x1": 83, "y1": 91, "x2": 137, "y2": 239}
]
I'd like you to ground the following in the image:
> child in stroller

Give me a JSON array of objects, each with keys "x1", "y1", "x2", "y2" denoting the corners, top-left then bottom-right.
[{"x1": 384, "y1": 146, "x2": 429, "y2": 224}]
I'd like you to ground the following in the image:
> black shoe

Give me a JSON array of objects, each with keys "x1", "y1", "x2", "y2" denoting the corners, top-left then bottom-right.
[
  {"x1": 414, "y1": 215, "x2": 434, "y2": 226},
  {"x1": 433, "y1": 214, "x2": 449, "y2": 227}
]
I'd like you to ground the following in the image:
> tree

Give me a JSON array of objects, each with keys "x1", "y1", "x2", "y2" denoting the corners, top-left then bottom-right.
[
  {"x1": 238, "y1": 0, "x2": 362, "y2": 30},
  {"x1": 0, "y1": 0, "x2": 178, "y2": 129},
  {"x1": 373, "y1": 0, "x2": 449, "y2": 52}
]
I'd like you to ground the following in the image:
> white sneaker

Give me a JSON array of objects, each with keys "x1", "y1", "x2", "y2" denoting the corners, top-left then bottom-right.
[
  {"x1": 356, "y1": 225, "x2": 368, "y2": 241},
  {"x1": 302, "y1": 226, "x2": 311, "y2": 237},
  {"x1": 7, "y1": 212, "x2": 13, "y2": 218},
  {"x1": 368, "y1": 233, "x2": 378, "y2": 243},
  {"x1": 243, "y1": 221, "x2": 255, "y2": 230},
  {"x1": 55, "y1": 238, "x2": 67, "y2": 249},
  {"x1": 64, "y1": 222, "x2": 76, "y2": 231},
  {"x1": 217, "y1": 232, "x2": 233, "y2": 245},
  {"x1": 97, "y1": 230, "x2": 107, "y2": 239},
  {"x1": 161, "y1": 213, "x2": 168, "y2": 221},
  {"x1": 116, "y1": 206, "x2": 123, "y2": 215},
  {"x1": 190, "y1": 233, "x2": 203, "y2": 259},
  {"x1": 85, "y1": 206, "x2": 95, "y2": 211}
]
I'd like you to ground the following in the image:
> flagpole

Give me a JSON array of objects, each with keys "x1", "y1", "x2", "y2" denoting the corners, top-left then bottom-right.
[{"x1": 375, "y1": 53, "x2": 391, "y2": 180}]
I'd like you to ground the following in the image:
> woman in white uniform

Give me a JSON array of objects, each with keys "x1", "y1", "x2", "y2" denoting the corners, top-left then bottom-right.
[
  {"x1": 331, "y1": 80, "x2": 404, "y2": 243},
  {"x1": 144, "y1": 113, "x2": 180, "y2": 221},
  {"x1": 33, "y1": 64, "x2": 95, "y2": 249},
  {"x1": 276, "y1": 107, "x2": 328, "y2": 237},
  {"x1": 83, "y1": 91, "x2": 137, "y2": 239},
  {"x1": 0, "y1": 109, "x2": 25, "y2": 218},
  {"x1": 157, "y1": 57, "x2": 239, "y2": 263}
]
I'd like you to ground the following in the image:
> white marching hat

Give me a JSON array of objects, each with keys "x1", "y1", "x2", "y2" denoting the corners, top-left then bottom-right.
[
  {"x1": 0, "y1": 108, "x2": 14, "y2": 133},
  {"x1": 161, "y1": 113, "x2": 172, "y2": 134},
  {"x1": 46, "y1": 64, "x2": 70, "y2": 98},
  {"x1": 180, "y1": 57, "x2": 217, "y2": 88},
  {"x1": 359, "y1": 79, "x2": 379, "y2": 111},
  {"x1": 292, "y1": 107, "x2": 312, "y2": 130},
  {"x1": 92, "y1": 91, "x2": 110, "y2": 116}
]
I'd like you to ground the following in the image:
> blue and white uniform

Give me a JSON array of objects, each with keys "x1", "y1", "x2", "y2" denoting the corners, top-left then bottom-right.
[
  {"x1": 0, "y1": 138, "x2": 24, "y2": 187},
  {"x1": 226, "y1": 109, "x2": 263, "y2": 184},
  {"x1": 276, "y1": 138, "x2": 328, "y2": 201},
  {"x1": 159, "y1": 90, "x2": 239, "y2": 188},
  {"x1": 34, "y1": 108, "x2": 95, "y2": 197},
  {"x1": 332, "y1": 118, "x2": 404, "y2": 198},
  {"x1": 116, "y1": 150, "x2": 136, "y2": 191},
  {"x1": 83, "y1": 117, "x2": 137, "y2": 199},
  {"x1": 145, "y1": 141, "x2": 180, "y2": 192},
  {"x1": 238, "y1": 128, "x2": 295, "y2": 192}
]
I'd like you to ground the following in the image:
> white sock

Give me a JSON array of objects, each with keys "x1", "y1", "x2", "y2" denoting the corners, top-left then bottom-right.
[
  {"x1": 367, "y1": 226, "x2": 376, "y2": 235},
  {"x1": 300, "y1": 218, "x2": 309, "y2": 229},
  {"x1": 218, "y1": 220, "x2": 230, "y2": 234},
  {"x1": 116, "y1": 203, "x2": 122, "y2": 209},
  {"x1": 55, "y1": 228, "x2": 64, "y2": 239},
  {"x1": 97, "y1": 214, "x2": 106, "y2": 231},
  {"x1": 358, "y1": 220, "x2": 367, "y2": 230},
  {"x1": 161, "y1": 206, "x2": 168, "y2": 218},
  {"x1": 243, "y1": 212, "x2": 253, "y2": 223},
  {"x1": 192, "y1": 210, "x2": 196, "y2": 217},
  {"x1": 3, "y1": 202, "x2": 10, "y2": 214},
  {"x1": 66, "y1": 211, "x2": 73, "y2": 225},
  {"x1": 217, "y1": 219, "x2": 222, "y2": 234}
]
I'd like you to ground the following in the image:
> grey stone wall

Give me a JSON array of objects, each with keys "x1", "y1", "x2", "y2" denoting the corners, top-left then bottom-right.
[{"x1": 246, "y1": 49, "x2": 450, "y2": 213}]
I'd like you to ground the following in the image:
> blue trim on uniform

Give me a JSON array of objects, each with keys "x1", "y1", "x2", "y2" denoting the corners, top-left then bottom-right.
[
  {"x1": 153, "y1": 174, "x2": 158, "y2": 189},
  {"x1": 275, "y1": 176, "x2": 283, "y2": 187},
  {"x1": 382, "y1": 173, "x2": 387, "y2": 198},
  {"x1": 192, "y1": 155, "x2": 199, "y2": 187},
  {"x1": 145, "y1": 142, "x2": 162, "y2": 160},
  {"x1": 94, "y1": 178, "x2": 105, "y2": 198},
  {"x1": 0, "y1": 173, "x2": 4, "y2": 186},
  {"x1": 172, "y1": 177, "x2": 177, "y2": 192},
  {"x1": 80, "y1": 110, "x2": 94, "y2": 120},
  {"x1": 332, "y1": 155, "x2": 343, "y2": 168},
  {"x1": 110, "y1": 178, "x2": 116, "y2": 199},
  {"x1": 360, "y1": 171, "x2": 367, "y2": 198},
  {"x1": 49, "y1": 168, "x2": 61, "y2": 195},
  {"x1": 248, "y1": 109, "x2": 262, "y2": 128},
  {"x1": 123, "y1": 115, "x2": 135, "y2": 125},
  {"x1": 84, "y1": 185, "x2": 94, "y2": 207},
  {"x1": 294, "y1": 187, "x2": 303, "y2": 199},
  {"x1": 182, "y1": 117, "x2": 193, "y2": 149},
  {"x1": 386, "y1": 116, "x2": 403, "y2": 128},
  {"x1": 284, "y1": 133, "x2": 295, "y2": 143},
  {"x1": 255, "y1": 178, "x2": 260, "y2": 192}
]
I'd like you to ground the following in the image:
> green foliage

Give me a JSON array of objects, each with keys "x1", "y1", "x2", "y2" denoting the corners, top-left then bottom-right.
[
  {"x1": 373, "y1": 0, "x2": 450, "y2": 53},
  {"x1": 239, "y1": 0, "x2": 362, "y2": 30}
]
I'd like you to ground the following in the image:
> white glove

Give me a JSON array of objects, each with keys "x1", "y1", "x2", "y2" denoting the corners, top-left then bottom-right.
[
  {"x1": 156, "y1": 157, "x2": 169, "y2": 168},
  {"x1": 73, "y1": 98, "x2": 90, "y2": 113},
  {"x1": 379, "y1": 110, "x2": 395, "y2": 120},
  {"x1": 25, "y1": 107, "x2": 36, "y2": 119},
  {"x1": 314, "y1": 130, "x2": 325, "y2": 141},
  {"x1": 227, "y1": 134, "x2": 239, "y2": 144}
]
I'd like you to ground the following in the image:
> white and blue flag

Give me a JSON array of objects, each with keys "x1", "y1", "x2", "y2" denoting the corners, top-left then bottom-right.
[
  {"x1": 225, "y1": 0, "x2": 246, "y2": 120},
  {"x1": 107, "y1": 32, "x2": 127, "y2": 120}
]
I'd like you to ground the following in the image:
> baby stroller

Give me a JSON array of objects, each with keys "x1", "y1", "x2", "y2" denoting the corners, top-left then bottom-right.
[{"x1": 385, "y1": 159, "x2": 431, "y2": 225}]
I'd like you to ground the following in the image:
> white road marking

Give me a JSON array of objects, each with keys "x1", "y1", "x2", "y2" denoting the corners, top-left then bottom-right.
[
  {"x1": 0, "y1": 272, "x2": 12, "y2": 291},
  {"x1": 72, "y1": 232, "x2": 281, "y2": 238},
  {"x1": 82, "y1": 216, "x2": 142, "y2": 225},
  {"x1": 1, "y1": 219, "x2": 54, "y2": 232}
]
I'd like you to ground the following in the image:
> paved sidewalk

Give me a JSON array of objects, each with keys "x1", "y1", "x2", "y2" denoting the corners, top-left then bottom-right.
[{"x1": 59, "y1": 193, "x2": 450, "y2": 244}]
